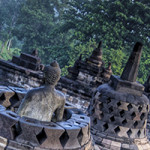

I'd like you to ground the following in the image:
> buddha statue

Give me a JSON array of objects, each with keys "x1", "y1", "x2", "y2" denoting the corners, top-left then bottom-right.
[{"x1": 17, "y1": 61, "x2": 65, "y2": 122}]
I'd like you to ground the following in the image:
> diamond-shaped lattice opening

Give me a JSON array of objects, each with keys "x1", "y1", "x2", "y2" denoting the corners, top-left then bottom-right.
[
  {"x1": 140, "y1": 113, "x2": 145, "y2": 120},
  {"x1": 93, "y1": 118, "x2": 97, "y2": 125},
  {"x1": 137, "y1": 130, "x2": 141, "y2": 137},
  {"x1": 11, "y1": 122, "x2": 22, "y2": 139},
  {"x1": 9, "y1": 93, "x2": 20, "y2": 106},
  {"x1": 100, "y1": 112, "x2": 104, "y2": 119},
  {"x1": 103, "y1": 123, "x2": 109, "y2": 131},
  {"x1": 107, "y1": 97, "x2": 111, "y2": 104},
  {"x1": 60, "y1": 131, "x2": 69, "y2": 148},
  {"x1": 93, "y1": 99, "x2": 95, "y2": 104},
  {"x1": 36, "y1": 129, "x2": 47, "y2": 145},
  {"x1": 147, "y1": 105, "x2": 149, "y2": 111},
  {"x1": 0, "y1": 93, "x2": 5, "y2": 103},
  {"x1": 120, "y1": 110, "x2": 125, "y2": 117},
  {"x1": 127, "y1": 129, "x2": 132, "y2": 137},
  {"x1": 131, "y1": 112, "x2": 136, "y2": 119},
  {"x1": 114, "y1": 126, "x2": 120, "y2": 134},
  {"x1": 93, "y1": 91, "x2": 97, "y2": 97},
  {"x1": 99, "y1": 103, "x2": 103, "y2": 110},
  {"x1": 122, "y1": 119, "x2": 127, "y2": 125},
  {"x1": 91, "y1": 108, "x2": 95, "y2": 115},
  {"x1": 109, "y1": 106, "x2": 113, "y2": 113},
  {"x1": 98, "y1": 93, "x2": 102, "y2": 98},
  {"x1": 143, "y1": 120, "x2": 146, "y2": 126},
  {"x1": 117, "y1": 101, "x2": 121, "y2": 107},
  {"x1": 138, "y1": 106, "x2": 143, "y2": 112},
  {"x1": 77, "y1": 129, "x2": 83, "y2": 145},
  {"x1": 133, "y1": 121, "x2": 138, "y2": 128},
  {"x1": 110, "y1": 116, "x2": 115, "y2": 122},
  {"x1": 127, "y1": 104, "x2": 133, "y2": 111}
]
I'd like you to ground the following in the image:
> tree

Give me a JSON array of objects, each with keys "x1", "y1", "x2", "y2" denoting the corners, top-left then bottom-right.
[
  {"x1": 13, "y1": 0, "x2": 71, "y2": 67},
  {"x1": 0, "y1": 0, "x2": 24, "y2": 59},
  {"x1": 59, "y1": 0, "x2": 150, "y2": 82}
]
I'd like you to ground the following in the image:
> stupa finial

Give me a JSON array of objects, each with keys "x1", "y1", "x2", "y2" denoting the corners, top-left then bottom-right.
[{"x1": 121, "y1": 42, "x2": 143, "y2": 82}]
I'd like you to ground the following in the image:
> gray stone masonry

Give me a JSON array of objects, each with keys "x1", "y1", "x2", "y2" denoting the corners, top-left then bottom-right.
[{"x1": 89, "y1": 42, "x2": 150, "y2": 150}]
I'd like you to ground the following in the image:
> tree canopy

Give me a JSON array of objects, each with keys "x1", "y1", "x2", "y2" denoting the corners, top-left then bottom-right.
[{"x1": 0, "y1": 0, "x2": 150, "y2": 83}]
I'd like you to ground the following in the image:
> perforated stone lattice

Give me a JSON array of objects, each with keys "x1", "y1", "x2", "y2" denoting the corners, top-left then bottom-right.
[
  {"x1": 0, "y1": 105, "x2": 91, "y2": 150},
  {"x1": 90, "y1": 85, "x2": 149, "y2": 139}
]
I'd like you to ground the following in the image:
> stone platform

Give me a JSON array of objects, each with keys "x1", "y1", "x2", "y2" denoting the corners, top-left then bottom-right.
[{"x1": 0, "y1": 104, "x2": 92, "y2": 150}]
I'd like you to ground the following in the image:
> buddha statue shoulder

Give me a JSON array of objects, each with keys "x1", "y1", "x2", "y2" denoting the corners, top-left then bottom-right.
[{"x1": 17, "y1": 61, "x2": 65, "y2": 122}]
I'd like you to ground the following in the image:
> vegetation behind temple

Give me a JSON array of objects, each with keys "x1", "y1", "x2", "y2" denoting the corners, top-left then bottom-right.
[{"x1": 0, "y1": 0, "x2": 150, "y2": 83}]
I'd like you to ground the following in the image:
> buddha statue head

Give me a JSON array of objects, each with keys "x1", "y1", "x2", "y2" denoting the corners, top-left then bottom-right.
[{"x1": 44, "y1": 61, "x2": 61, "y2": 86}]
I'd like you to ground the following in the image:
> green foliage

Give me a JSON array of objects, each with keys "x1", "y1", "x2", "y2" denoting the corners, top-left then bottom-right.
[
  {"x1": 0, "y1": 40, "x2": 21, "y2": 60},
  {"x1": 62, "y1": 39, "x2": 97, "y2": 75},
  {"x1": 103, "y1": 48, "x2": 126, "y2": 76},
  {"x1": 60, "y1": 0, "x2": 150, "y2": 83},
  {"x1": 13, "y1": 0, "x2": 71, "y2": 67},
  {"x1": 0, "y1": 0, "x2": 24, "y2": 42},
  {"x1": 1, "y1": 0, "x2": 150, "y2": 84}
]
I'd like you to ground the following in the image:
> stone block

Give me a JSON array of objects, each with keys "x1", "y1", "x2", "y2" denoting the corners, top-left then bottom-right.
[
  {"x1": 110, "y1": 75, "x2": 144, "y2": 96},
  {"x1": 141, "y1": 143, "x2": 150, "y2": 150},
  {"x1": 27, "y1": 62, "x2": 38, "y2": 71},
  {"x1": 20, "y1": 53, "x2": 41, "y2": 64},
  {"x1": 67, "y1": 118, "x2": 90, "y2": 146},
  {"x1": 57, "y1": 121, "x2": 81, "y2": 149},
  {"x1": 6, "y1": 140, "x2": 34, "y2": 150},
  {"x1": 16, "y1": 117, "x2": 43, "y2": 147},
  {"x1": 71, "y1": 114, "x2": 90, "y2": 124},
  {"x1": 0, "y1": 111, "x2": 19, "y2": 140},
  {"x1": 102, "y1": 138, "x2": 111, "y2": 149},
  {"x1": 111, "y1": 141, "x2": 121, "y2": 149},
  {"x1": 19, "y1": 59, "x2": 28, "y2": 68},
  {"x1": 121, "y1": 143, "x2": 130, "y2": 149},
  {"x1": 0, "y1": 136, "x2": 7, "y2": 150},
  {"x1": 0, "y1": 86, "x2": 15, "y2": 107},
  {"x1": 0, "y1": 105, "x2": 6, "y2": 112},
  {"x1": 129, "y1": 144, "x2": 139, "y2": 150},
  {"x1": 11, "y1": 56, "x2": 20, "y2": 66},
  {"x1": 39, "y1": 122, "x2": 64, "y2": 149},
  {"x1": 8, "y1": 86, "x2": 27, "y2": 101}
]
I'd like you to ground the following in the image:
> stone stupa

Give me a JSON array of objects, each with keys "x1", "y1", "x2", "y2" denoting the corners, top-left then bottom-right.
[
  {"x1": 57, "y1": 41, "x2": 112, "y2": 111},
  {"x1": 89, "y1": 42, "x2": 150, "y2": 150}
]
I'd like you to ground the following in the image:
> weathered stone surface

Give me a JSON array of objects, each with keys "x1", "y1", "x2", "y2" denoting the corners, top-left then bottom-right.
[
  {"x1": 110, "y1": 75, "x2": 144, "y2": 96},
  {"x1": 0, "y1": 136, "x2": 7, "y2": 150},
  {"x1": 12, "y1": 52, "x2": 41, "y2": 71},
  {"x1": 0, "y1": 42, "x2": 111, "y2": 112},
  {"x1": 0, "y1": 86, "x2": 15, "y2": 107},
  {"x1": 57, "y1": 41, "x2": 112, "y2": 112},
  {"x1": 0, "y1": 104, "x2": 92, "y2": 150},
  {"x1": 89, "y1": 42, "x2": 150, "y2": 149},
  {"x1": 39, "y1": 122, "x2": 64, "y2": 149},
  {"x1": 0, "y1": 59, "x2": 43, "y2": 89},
  {"x1": 57, "y1": 121, "x2": 81, "y2": 149},
  {"x1": 121, "y1": 42, "x2": 143, "y2": 82},
  {"x1": 17, "y1": 61, "x2": 65, "y2": 122},
  {"x1": 6, "y1": 140, "x2": 34, "y2": 150},
  {"x1": 15, "y1": 117, "x2": 43, "y2": 146},
  {"x1": 0, "y1": 111, "x2": 20, "y2": 139}
]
